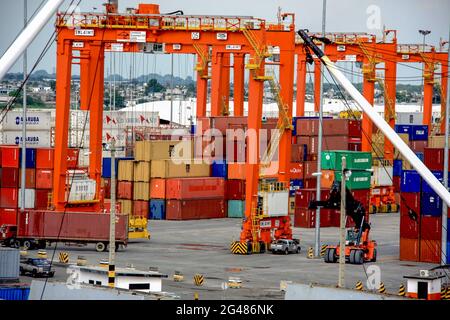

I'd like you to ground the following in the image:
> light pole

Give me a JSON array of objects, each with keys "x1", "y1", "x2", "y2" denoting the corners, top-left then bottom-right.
[{"x1": 419, "y1": 30, "x2": 431, "y2": 108}]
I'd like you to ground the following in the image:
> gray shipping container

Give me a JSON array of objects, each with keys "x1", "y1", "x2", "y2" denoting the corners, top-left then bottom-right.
[
  {"x1": 396, "y1": 112, "x2": 423, "y2": 125},
  {"x1": 0, "y1": 248, "x2": 20, "y2": 281}
]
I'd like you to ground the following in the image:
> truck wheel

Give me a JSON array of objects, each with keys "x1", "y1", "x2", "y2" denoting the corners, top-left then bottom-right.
[
  {"x1": 23, "y1": 240, "x2": 33, "y2": 250},
  {"x1": 13, "y1": 240, "x2": 21, "y2": 249},
  {"x1": 20, "y1": 267, "x2": 25, "y2": 276},
  {"x1": 296, "y1": 247, "x2": 301, "y2": 254},
  {"x1": 324, "y1": 248, "x2": 330, "y2": 263},
  {"x1": 371, "y1": 249, "x2": 377, "y2": 262},
  {"x1": 284, "y1": 248, "x2": 289, "y2": 255},
  {"x1": 355, "y1": 250, "x2": 364, "y2": 265},
  {"x1": 349, "y1": 250, "x2": 355, "y2": 264},
  {"x1": 37, "y1": 240, "x2": 47, "y2": 250},
  {"x1": 95, "y1": 242, "x2": 106, "y2": 252},
  {"x1": 32, "y1": 269, "x2": 37, "y2": 278},
  {"x1": 329, "y1": 248, "x2": 337, "y2": 263}
]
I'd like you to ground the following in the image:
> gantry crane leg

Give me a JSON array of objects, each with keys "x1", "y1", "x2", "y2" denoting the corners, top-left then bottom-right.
[
  {"x1": 296, "y1": 53, "x2": 307, "y2": 117},
  {"x1": 233, "y1": 53, "x2": 245, "y2": 116}
]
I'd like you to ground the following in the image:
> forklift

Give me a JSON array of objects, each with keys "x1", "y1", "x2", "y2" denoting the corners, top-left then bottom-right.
[{"x1": 309, "y1": 181, "x2": 377, "y2": 265}]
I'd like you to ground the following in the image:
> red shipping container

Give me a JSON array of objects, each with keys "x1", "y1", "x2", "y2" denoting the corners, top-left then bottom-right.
[
  {"x1": 166, "y1": 199, "x2": 226, "y2": 220},
  {"x1": 36, "y1": 148, "x2": 54, "y2": 169},
  {"x1": 0, "y1": 188, "x2": 18, "y2": 208},
  {"x1": 211, "y1": 116, "x2": 247, "y2": 134},
  {"x1": 67, "y1": 149, "x2": 80, "y2": 169},
  {"x1": 0, "y1": 167, "x2": 19, "y2": 188},
  {"x1": 117, "y1": 181, "x2": 133, "y2": 199},
  {"x1": 400, "y1": 192, "x2": 421, "y2": 216},
  {"x1": 424, "y1": 148, "x2": 446, "y2": 171},
  {"x1": 400, "y1": 237, "x2": 419, "y2": 262},
  {"x1": 291, "y1": 143, "x2": 305, "y2": 162},
  {"x1": 18, "y1": 169, "x2": 36, "y2": 189},
  {"x1": 348, "y1": 120, "x2": 362, "y2": 138},
  {"x1": 420, "y1": 239, "x2": 440, "y2": 263},
  {"x1": 348, "y1": 142, "x2": 362, "y2": 152},
  {"x1": 133, "y1": 200, "x2": 149, "y2": 217},
  {"x1": 165, "y1": 177, "x2": 225, "y2": 200},
  {"x1": 304, "y1": 161, "x2": 318, "y2": 179},
  {"x1": 350, "y1": 189, "x2": 370, "y2": 211},
  {"x1": 400, "y1": 215, "x2": 420, "y2": 239},
  {"x1": 1, "y1": 146, "x2": 20, "y2": 168},
  {"x1": 150, "y1": 179, "x2": 166, "y2": 199},
  {"x1": 295, "y1": 188, "x2": 330, "y2": 208},
  {"x1": 420, "y1": 216, "x2": 442, "y2": 241},
  {"x1": 330, "y1": 211, "x2": 356, "y2": 228},
  {"x1": 303, "y1": 178, "x2": 317, "y2": 189},
  {"x1": 0, "y1": 208, "x2": 17, "y2": 225},
  {"x1": 393, "y1": 176, "x2": 401, "y2": 193},
  {"x1": 226, "y1": 179, "x2": 246, "y2": 200},
  {"x1": 289, "y1": 163, "x2": 304, "y2": 180},
  {"x1": 103, "y1": 178, "x2": 112, "y2": 199},
  {"x1": 35, "y1": 189, "x2": 51, "y2": 210},
  {"x1": 295, "y1": 118, "x2": 349, "y2": 136},
  {"x1": 297, "y1": 136, "x2": 349, "y2": 155},
  {"x1": 35, "y1": 169, "x2": 53, "y2": 189},
  {"x1": 410, "y1": 140, "x2": 427, "y2": 153},
  {"x1": 294, "y1": 208, "x2": 332, "y2": 228}
]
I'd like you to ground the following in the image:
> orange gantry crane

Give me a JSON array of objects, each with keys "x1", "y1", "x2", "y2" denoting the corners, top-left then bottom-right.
[{"x1": 53, "y1": 3, "x2": 296, "y2": 253}]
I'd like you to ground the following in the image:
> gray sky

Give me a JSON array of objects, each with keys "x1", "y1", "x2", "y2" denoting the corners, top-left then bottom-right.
[{"x1": 0, "y1": 0, "x2": 449, "y2": 82}]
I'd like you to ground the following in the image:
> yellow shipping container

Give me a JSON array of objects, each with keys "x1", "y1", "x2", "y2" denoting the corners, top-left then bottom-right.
[
  {"x1": 150, "y1": 160, "x2": 210, "y2": 178},
  {"x1": 133, "y1": 182, "x2": 150, "y2": 201},
  {"x1": 134, "y1": 140, "x2": 194, "y2": 162},
  {"x1": 119, "y1": 199, "x2": 133, "y2": 215},
  {"x1": 133, "y1": 161, "x2": 151, "y2": 182},
  {"x1": 118, "y1": 160, "x2": 134, "y2": 181},
  {"x1": 428, "y1": 135, "x2": 445, "y2": 148}
]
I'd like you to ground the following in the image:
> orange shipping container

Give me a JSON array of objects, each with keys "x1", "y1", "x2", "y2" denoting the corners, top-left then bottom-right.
[
  {"x1": 166, "y1": 177, "x2": 225, "y2": 200},
  {"x1": 228, "y1": 163, "x2": 246, "y2": 180},
  {"x1": 289, "y1": 163, "x2": 304, "y2": 180},
  {"x1": 150, "y1": 179, "x2": 166, "y2": 199},
  {"x1": 321, "y1": 170, "x2": 335, "y2": 189},
  {"x1": 399, "y1": 237, "x2": 419, "y2": 262},
  {"x1": 18, "y1": 169, "x2": 36, "y2": 189},
  {"x1": 35, "y1": 169, "x2": 53, "y2": 189},
  {"x1": 420, "y1": 239, "x2": 440, "y2": 263},
  {"x1": 36, "y1": 148, "x2": 54, "y2": 169}
]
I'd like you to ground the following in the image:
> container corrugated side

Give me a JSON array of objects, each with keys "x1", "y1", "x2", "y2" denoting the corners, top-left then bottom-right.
[
  {"x1": 0, "y1": 286, "x2": 30, "y2": 300},
  {"x1": 0, "y1": 248, "x2": 20, "y2": 280}
]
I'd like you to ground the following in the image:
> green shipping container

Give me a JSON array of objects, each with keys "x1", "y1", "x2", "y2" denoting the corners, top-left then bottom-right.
[
  {"x1": 334, "y1": 170, "x2": 372, "y2": 190},
  {"x1": 228, "y1": 200, "x2": 245, "y2": 218},
  {"x1": 321, "y1": 151, "x2": 372, "y2": 170}
]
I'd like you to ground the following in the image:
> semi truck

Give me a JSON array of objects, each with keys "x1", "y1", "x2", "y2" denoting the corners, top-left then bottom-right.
[{"x1": 0, "y1": 210, "x2": 129, "y2": 252}]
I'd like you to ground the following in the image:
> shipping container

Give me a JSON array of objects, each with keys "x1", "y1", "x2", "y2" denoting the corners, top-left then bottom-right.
[
  {"x1": 422, "y1": 171, "x2": 443, "y2": 194},
  {"x1": 420, "y1": 239, "x2": 440, "y2": 263},
  {"x1": 166, "y1": 199, "x2": 226, "y2": 220},
  {"x1": 18, "y1": 169, "x2": 36, "y2": 189},
  {"x1": 117, "y1": 159, "x2": 134, "y2": 181},
  {"x1": 303, "y1": 178, "x2": 317, "y2": 189},
  {"x1": 0, "y1": 110, "x2": 51, "y2": 131},
  {"x1": 297, "y1": 135, "x2": 349, "y2": 155},
  {"x1": 1, "y1": 146, "x2": 20, "y2": 168},
  {"x1": 393, "y1": 159, "x2": 402, "y2": 176},
  {"x1": 211, "y1": 160, "x2": 227, "y2": 178},
  {"x1": 211, "y1": 116, "x2": 247, "y2": 133},
  {"x1": 289, "y1": 162, "x2": 304, "y2": 180},
  {"x1": 149, "y1": 199, "x2": 165, "y2": 220},
  {"x1": 134, "y1": 140, "x2": 193, "y2": 161},
  {"x1": 149, "y1": 179, "x2": 166, "y2": 199},
  {"x1": 321, "y1": 151, "x2": 372, "y2": 171},
  {"x1": 291, "y1": 143, "x2": 307, "y2": 162},
  {"x1": 295, "y1": 118, "x2": 350, "y2": 136},
  {"x1": 396, "y1": 113, "x2": 423, "y2": 125},
  {"x1": 421, "y1": 192, "x2": 442, "y2": 216},
  {"x1": 34, "y1": 189, "x2": 51, "y2": 210},
  {"x1": 66, "y1": 148, "x2": 80, "y2": 169},
  {"x1": 420, "y1": 216, "x2": 442, "y2": 241},
  {"x1": 395, "y1": 124, "x2": 412, "y2": 136},
  {"x1": 228, "y1": 200, "x2": 245, "y2": 218},
  {"x1": 117, "y1": 181, "x2": 133, "y2": 199},
  {"x1": 103, "y1": 157, "x2": 133, "y2": 179},
  {"x1": 393, "y1": 176, "x2": 401, "y2": 193},
  {"x1": 348, "y1": 120, "x2": 362, "y2": 138},
  {"x1": 428, "y1": 135, "x2": 445, "y2": 148},
  {"x1": 0, "y1": 248, "x2": 19, "y2": 281},
  {"x1": 226, "y1": 179, "x2": 245, "y2": 200},
  {"x1": 303, "y1": 161, "x2": 318, "y2": 179},
  {"x1": 334, "y1": 170, "x2": 372, "y2": 190},
  {"x1": 410, "y1": 125, "x2": 428, "y2": 141},
  {"x1": 400, "y1": 192, "x2": 421, "y2": 216},
  {"x1": 102, "y1": 178, "x2": 112, "y2": 199},
  {"x1": 36, "y1": 148, "x2": 54, "y2": 169},
  {"x1": 0, "y1": 188, "x2": 18, "y2": 208},
  {"x1": 133, "y1": 161, "x2": 150, "y2": 182},
  {"x1": 133, "y1": 200, "x2": 149, "y2": 217},
  {"x1": 17, "y1": 148, "x2": 36, "y2": 168},
  {"x1": 165, "y1": 177, "x2": 224, "y2": 200},
  {"x1": 17, "y1": 189, "x2": 36, "y2": 209},
  {"x1": 400, "y1": 215, "x2": 420, "y2": 239},
  {"x1": 133, "y1": 182, "x2": 150, "y2": 201},
  {"x1": 295, "y1": 188, "x2": 330, "y2": 209},
  {"x1": 151, "y1": 160, "x2": 210, "y2": 178},
  {"x1": 401, "y1": 170, "x2": 421, "y2": 192},
  {"x1": 0, "y1": 285, "x2": 30, "y2": 301},
  {"x1": 320, "y1": 170, "x2": 335, "y2": 189},
  {"x1": 0, "y1": 208, "x2": 17, "y2": 225},
  {"x1": 293, "y1": 208, "x2": 332, "y2": 228},
  {"x1": 400, "y1": 237, "x2": 419, "y2": 261},
  {"x1": 67, "y1": 179, "x2": 96, "y2": 202},
  {"x1": 410, "y1": 140, "x2": 427, "y2": 153},
  {"x1": 35, "y1": 169, "x2": 53, "y2": 189},
  {"x1": 227, "y1": 163, "x2": 246, "y2": 180},
  {"x1": 118, "y1": 199, "x2": 132, "y2": 215},
  {"x1": 0, "y1": 167, "x2": 19, "y2": 188},
  {"x1": 371, "y1": 166, "x2": 393, "y2": 187},
  {"x1": 0, "y1": 131, "x2": 51, "y2": 147},
  {"x1": 423, "y1": 148, "x2": 446, "y2": 171},
  {"x1": 289, "y1": 179, "x2": 304, "y2": 196}
]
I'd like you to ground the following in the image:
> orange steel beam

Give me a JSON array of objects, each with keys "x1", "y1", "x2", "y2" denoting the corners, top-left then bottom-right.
[
  {"x1": 314, "y1": 60, "x2": 321, "y2": 113},
  {"x1": 53, "y1": 39, "x2": 73, "y2": 210},
  {"x1": 362, "y1": 55, "x2": 375, "y2": 152},
  {"x1": 384, "y1": 61, "x2": 397, "y2": 160},
  {"x1": 233, "y1": 53, "x2": 245, "y2": 116},
  {"x1": 88, "y1": 41, "x2": 105, "y2": 205},
  {"x1": 440, "y1": 61, "x2": 448, "y2": 134},
  {"x1": 296, "y1": 53, "x2": 307, "y2": 116},
  {"x1": 221, "y1": 53, "x2": 231, "y2": 113},
  {"x1": 210, "y1": 50, "x2": 223, "y2": 116},
  {"x1": 79, "y1": 51, "x2": 91, "y2": 111},
  {"x1": 195, "y1": 46, "x2": 209, "y2": 118},
  {"x1": 423, "y1": 61, "x2": 435, "y2": 128}
]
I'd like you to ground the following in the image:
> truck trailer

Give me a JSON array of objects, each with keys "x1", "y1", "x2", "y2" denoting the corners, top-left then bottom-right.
[{"x1": 0, "y1": 210, "x2": 128, "y2": 252}]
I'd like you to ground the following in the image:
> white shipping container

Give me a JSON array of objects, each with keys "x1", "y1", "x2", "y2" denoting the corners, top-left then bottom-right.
[
  {"x1": 396, "y1": 112, "x2": 423, "y2": 125},
  {"x1": 0, "y1": 110, "x2": 52, "y2": 131},
  {"x1": 371, "y1": 166, "x2": 393, "y2": 187},
  {"x1": 18, "y1": 189, "x2": 36, "y2": 209},
  {"x1": 67, "y1": 179, "x2": 96, "y2": 202},
  {"x1": 0, "y1": 130, "x2": 51, "y2": 147},
  {"x1": 258, "y1": 190, "x2": 289, "y2": 217}
]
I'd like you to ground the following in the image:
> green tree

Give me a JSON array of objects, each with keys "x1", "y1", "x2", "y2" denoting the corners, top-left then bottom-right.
[{"x1": 145, "y1": 79, "x2": 165, "y2": 95}]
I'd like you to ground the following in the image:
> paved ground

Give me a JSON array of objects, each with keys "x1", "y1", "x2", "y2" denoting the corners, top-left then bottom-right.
[{"x1": 20, "y1": 212, "x2": 438, "y2": 299}]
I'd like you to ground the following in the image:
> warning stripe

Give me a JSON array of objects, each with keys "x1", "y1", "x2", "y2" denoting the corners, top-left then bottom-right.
[
  {"x1": 59, "y1": 252, "x2": 69, "y2": 263},
  {"x1": 230, "y1": 241, "x2": 248, "y2": 255},
  {"x1": 194, "y1": 274, "x2": 204, "y2": 286}
]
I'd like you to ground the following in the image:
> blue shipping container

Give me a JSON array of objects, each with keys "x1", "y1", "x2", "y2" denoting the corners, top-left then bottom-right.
[
  {"x1": 410, "y1": 125, "x2": 428, "y2": 141},
  {"x1": 395, "y1": 124, "x2": 412, "y2": 136},
  {"x1": 421, "y1": 192, "x2": 442, "y2": 216},
  {"x1": 149, "y1": 199, "x2": 166, "y2": 220},
  {"x1": 18, "y1": 148, "x2": 36, "y2": 168},
  {"x1": 211, "y1": 160, "x2": 227, "y2": 178},
  {"x1": 289, "y1": 179, "x2": 304, "y2": 196},
  {"x1": 393, "y1": 159, "x2": 402, "y2": 176},
  {"x1": 190, "y1": 124, "x2": 196, "y2": 134},
  {"x1": 401, "y1": 170, "x2": 421, "y2": 192},
  {"x1": 415, "y1": 152, "x2": 424, "y2": 162},
  {"x1": 422, "y1": 171, "x2": 443, "y2": 193},
  {"x1": 447, "y1": 242, "x2": 450, "y2": 265},
  {"x1": 102, "y1": 157, "x2": 133, "y2": 178},
  {"x1": 0, "y1": 286, "x2": 30, "y2": 300}
]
